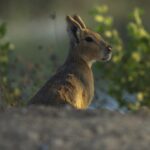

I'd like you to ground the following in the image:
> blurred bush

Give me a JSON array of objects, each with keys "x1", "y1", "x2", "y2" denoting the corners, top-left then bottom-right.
[
  {"x1": 0, "y1": 23, "x2": 21, "y2": 107},
  {"x1": 92, "y1": 5, "x2": 150, "y2": 110},
  {"x1": 0, "y1": 23, "x2": 44, "y2": 107}
]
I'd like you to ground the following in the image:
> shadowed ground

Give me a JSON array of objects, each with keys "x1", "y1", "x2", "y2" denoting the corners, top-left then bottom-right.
[{"x1": 0, "y1": 106, "x2": 150, "y2": 150}]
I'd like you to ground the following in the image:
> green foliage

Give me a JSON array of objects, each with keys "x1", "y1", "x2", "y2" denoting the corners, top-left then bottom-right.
[
  {"x1": 92, "y1": 6, "x2": 150, "y2": 110},
  {"x1": 0, "y1": 23, "x2": 53, "y2": 108},
  {"x1": 0, "y1": 23, "x2": 21, "y2": 106},
  {"x1": 0, "y1": 23, "x2": 7, "y2": 39},
  {"x1": 0, "y1": 23, "x2": 39, "y2": 107}
]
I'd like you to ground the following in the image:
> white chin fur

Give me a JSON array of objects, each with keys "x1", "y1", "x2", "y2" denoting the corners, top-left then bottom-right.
[
  {"x1": 88, "y1": 60, "x2": 96, "y2": 67},
  {"x1": 102, "y1": 53, "x2": 112, "y2": 61}
]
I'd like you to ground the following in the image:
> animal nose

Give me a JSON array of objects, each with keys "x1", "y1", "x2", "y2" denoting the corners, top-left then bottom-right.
[{"x1": 107, "y1": 45, "x2": 112, "y2": 52}]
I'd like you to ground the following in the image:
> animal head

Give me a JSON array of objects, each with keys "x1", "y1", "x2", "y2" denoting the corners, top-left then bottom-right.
[{"x1": 66, "y1": 15, "x2": 112, "y2": 65}]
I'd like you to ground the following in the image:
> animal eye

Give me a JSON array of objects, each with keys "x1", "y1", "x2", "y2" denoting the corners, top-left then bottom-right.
[{"x1": 85, "y1": 37, "x2": 94, "y2": 42}]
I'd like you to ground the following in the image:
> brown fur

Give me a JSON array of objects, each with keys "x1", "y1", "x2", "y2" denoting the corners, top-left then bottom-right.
[{"x1": 28, "y1": 15, "x2": 112, "y2": 109}]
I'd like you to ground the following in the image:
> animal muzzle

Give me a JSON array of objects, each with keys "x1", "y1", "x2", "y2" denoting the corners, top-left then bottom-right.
[{"x1": 102, "y1": 45, "x2": 112, "y2": 61}]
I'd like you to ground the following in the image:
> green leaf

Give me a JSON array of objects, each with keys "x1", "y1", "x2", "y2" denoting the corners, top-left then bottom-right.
[{"x1": 0, "y1": 23, "x2": 7, "y2": 38}]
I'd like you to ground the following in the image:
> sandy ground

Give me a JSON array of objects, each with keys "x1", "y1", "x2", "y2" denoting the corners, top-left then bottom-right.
[{"x1": 0, "y1": 106, "x2": 150, "y2": 150}]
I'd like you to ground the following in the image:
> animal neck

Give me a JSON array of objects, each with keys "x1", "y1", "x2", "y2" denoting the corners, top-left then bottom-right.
[{"x1": 67, "y1": 46, "x2": 95, "y2": 68}]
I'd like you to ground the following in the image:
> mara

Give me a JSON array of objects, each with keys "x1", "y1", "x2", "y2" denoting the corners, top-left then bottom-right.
[{"x1": 28, "y1": 15, "x2": 112, "y2": 109}]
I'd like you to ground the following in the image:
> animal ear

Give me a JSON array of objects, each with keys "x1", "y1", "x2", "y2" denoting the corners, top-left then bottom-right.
[
  {"x1": 66, "y1": 15, "x2": 83, "y2": 44},
  {"x1": 73, "y1": 15, "x2": 86, "y2": 29}
]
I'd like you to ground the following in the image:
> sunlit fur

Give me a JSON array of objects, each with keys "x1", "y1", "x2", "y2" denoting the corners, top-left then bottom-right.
[{"x1": 28, "y1": 15, "x2": 112, "y2": 109}]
